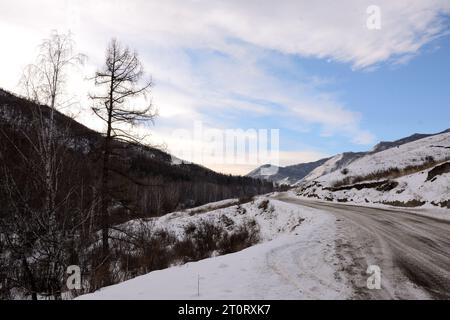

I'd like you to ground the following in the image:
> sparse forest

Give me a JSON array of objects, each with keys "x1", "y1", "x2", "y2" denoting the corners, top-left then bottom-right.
[{"x1": 0, "y1": 32, "x2": 275, "y2": 299}]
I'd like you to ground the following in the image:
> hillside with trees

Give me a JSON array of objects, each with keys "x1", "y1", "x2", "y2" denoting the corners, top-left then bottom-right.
[{"x1": 0, "y1": 32, "x2": 274, "y2": 299}]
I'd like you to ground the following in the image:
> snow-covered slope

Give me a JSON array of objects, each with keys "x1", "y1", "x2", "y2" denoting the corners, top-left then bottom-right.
[
  {"x1": 300, "y1": 152, "x2": 365, "y2": 183},
  {"x1": 316, "y1": 132, "x2": 450, "y2": 186},
  {"x1": 299, "y1": 130, "x2": 450, "y2": 185},
  {"x1": 77, "y1": 196, "x2": 349, "y2": 300},
  {"x1": 249, "y1": 130, "x2": 450, "y2": 187},
  {"x1": 297, "y1": 131, "x2": 450, "y2": 210},
  {"x1": 247, "y1": 158, "x2": 330, "y2": 185},
  {"x1": 300, "y1": 168, "x2": 450, "y2": 210},
  {"x1": 115, "y1": 196, "x2": 309, "y2": 246},
  {"x1": 370, "y1": 129, "x2": 450, "y2": 153}
]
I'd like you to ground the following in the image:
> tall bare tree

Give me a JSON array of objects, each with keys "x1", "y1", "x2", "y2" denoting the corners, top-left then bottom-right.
[
  {"x1": 20, "y1": 31, "x2": 85, "y2": 230},
  {"x1": 90, "y1": 38, "x2": 155, "y2": 285},
  {"x1": 0, "y1": 31, "x2": 86, "y2": 299}
]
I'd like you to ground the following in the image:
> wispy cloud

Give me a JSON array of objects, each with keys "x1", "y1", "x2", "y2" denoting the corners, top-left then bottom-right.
[
  {"x1": 62, "y1": 0, "x2": 450, "y2": 68},
  {"x1": 0, "y1": 0, "x2": 449, "y2": 173}
]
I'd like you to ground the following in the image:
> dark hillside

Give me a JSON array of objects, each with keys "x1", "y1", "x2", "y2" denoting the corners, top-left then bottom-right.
[{"x1": 0, "y1": 88, "x2": 274, "y2": 224}]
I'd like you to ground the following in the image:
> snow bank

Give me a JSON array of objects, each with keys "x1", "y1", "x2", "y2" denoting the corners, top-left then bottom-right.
[
  {"x1": 78, "y1": 197, "x2": 350, "y2": 300},
  {"x1": 121, "y1": 196, "x2": 309, "y2": 242}
]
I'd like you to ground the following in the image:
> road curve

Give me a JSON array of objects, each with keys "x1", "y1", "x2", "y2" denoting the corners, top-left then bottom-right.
[{"x1": 278, "y1": 196, "x2": 450, "y2": 299}]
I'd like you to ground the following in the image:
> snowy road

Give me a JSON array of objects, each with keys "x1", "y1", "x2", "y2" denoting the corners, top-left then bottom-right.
[
  {"x1": 78, "y1": 196, "x2": 450, "y2": 300},
  {"x1": 278, "y1": 196, "x2": 450, "y2": 299}
]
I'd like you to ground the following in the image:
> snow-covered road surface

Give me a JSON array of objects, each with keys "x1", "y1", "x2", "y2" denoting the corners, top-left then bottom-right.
[{"x1": 279, "y1": 196, "x2": 450, "y2": 299}]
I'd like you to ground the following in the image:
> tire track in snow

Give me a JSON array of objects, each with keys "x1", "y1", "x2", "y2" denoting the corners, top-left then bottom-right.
[{"x1": 279, "y1": 196, "x2": 450, "y2": 299}]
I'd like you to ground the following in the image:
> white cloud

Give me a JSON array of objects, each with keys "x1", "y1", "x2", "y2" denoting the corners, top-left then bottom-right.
[
  {"x1": 65, "y1": 0, "x2": 450, "y2": 68},
  {"x1": 0, "y1": 0, "x2": 449, "y2": 173},
  {"x1": 3, "y1": 0, "x2": 448, "y2": 70}
]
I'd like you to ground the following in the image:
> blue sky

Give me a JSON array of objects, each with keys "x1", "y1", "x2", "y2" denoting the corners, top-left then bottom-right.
[
  {"x1": 0, "y1": 0, "x2": 449, "y2": 174},
  {"x1": 171, "y1": 33, "x2": 450, "y2": 160},
  {"x1": 266, "y1": 35, "x2": 450, "y2": 156}
]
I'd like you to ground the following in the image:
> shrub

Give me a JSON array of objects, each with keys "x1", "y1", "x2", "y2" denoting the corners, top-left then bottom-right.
[
  {"x1": 426, "y1": 161, "x2": 450, "y2": 181},
  {"x1": 218, "y1": 219, "x2": 260, "y2": 255},
  {"x1": 219, "y1": 215, "x2": 235, "y2": 228},
  {"x1": 258, "y1": 199, "x2": 270, "y2": 211},
  {"x1": 184, "y1": 222, "x2": 197, "y2": 235},
  {"x1": 190, "y1": 220, "x2": 224, "y2": 259},
  {"x1": 238, "y1": 195, "x2": 254, "y2": 205},
  {"x1": 438, "y1": 200, "x2": 450, "y2": 209},
  {"x1": 236, "y1": 205, "x2": 247, "y2": 215},
  {"x1": 112, "y1": 224, "x2": 176, "y2": 277},
  {"x1": 375, "y1": 180, "x2": 399, "y2": 192},
  {"x1": 424, "y1": 156, "x2": 435, "y2": 163},
  {"x1": 381, "y1": 200, "x2": 425, "y2": 207},
  {"x1": 172, "y1": 238, "x2": 197, "y2": 263},
  {"x1": 82, "y1": 214, "x2": 262, "y2": 294},
  {"x1": 175, "y1": 218, "x2": 261, "y2": 263}
]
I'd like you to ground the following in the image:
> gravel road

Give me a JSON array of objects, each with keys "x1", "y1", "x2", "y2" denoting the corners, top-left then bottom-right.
[{"x1": 279, "y1": 197, "x2": 450, "y2": 299}]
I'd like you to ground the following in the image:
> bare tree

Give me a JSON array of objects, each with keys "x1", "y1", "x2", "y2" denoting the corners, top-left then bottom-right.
[
  {"x1": 0, "y1": 30, "x2": 86, "y2": 299},
  {"x1": 90, "y1": 38, "x2": 155, "y2": 286},
  {"x1": 21, "y1": 31, "x2": 84, "y2": 106},
  {"x1": 20, "y1": 31, "x2": 85, "y2": 231}
]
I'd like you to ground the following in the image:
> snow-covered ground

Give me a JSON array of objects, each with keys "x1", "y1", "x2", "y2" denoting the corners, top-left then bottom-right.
[
  {"x1": 300, "y1": 152, "x2": 362, "y2": 183},
  {"x1": 76, "y1": 133, "x2": 450, "y2": 300},
  {"x1": 121, "y1": 196, "x2": 308, "y2": 242},
  {"x1": 76, "y1": 192, "x2": 449, "y2": 300},
  {"x1": 78, "y1": 196, "x2": 351, "y2": 300}
]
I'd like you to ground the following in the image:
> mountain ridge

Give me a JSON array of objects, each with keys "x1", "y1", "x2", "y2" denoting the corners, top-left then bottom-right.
[
  {"x1": 247, "y1": 157, "x2": 331, "y2": 185},
  {"x1": 248, "y1": 128, "x2": 450, "y2": 186}
]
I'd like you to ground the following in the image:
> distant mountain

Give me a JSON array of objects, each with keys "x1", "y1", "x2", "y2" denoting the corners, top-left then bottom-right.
[
  {"x1": 247, "y1": 157, "x2": 331, "y2": 185},
  {"x1": 297, "y1": 130, "x2": 450, "y2": 208},
  {"x1": 249, "y1": 129, "x2": 450, "y2": 186},
  {"x1": 302, "y1": 130, "x2": 450, "y2": 184},
  {"x1": 371, "y1": 129, "x2": 450, "y2": 153}
]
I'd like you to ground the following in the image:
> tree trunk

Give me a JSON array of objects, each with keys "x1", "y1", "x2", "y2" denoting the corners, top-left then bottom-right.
[
  {"x1": 99, "y1": 56, "x2": 116, "y2": 286},
  {"x1": 22, "y1": 256, "x2": 37, "y2": 301}
]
